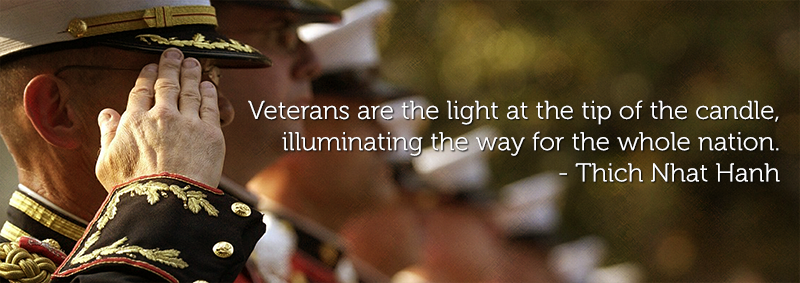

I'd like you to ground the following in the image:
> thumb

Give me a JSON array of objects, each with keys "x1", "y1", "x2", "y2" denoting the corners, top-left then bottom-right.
[{"x1": 98, "y1": 108, "x2": 120, "y2": 153}]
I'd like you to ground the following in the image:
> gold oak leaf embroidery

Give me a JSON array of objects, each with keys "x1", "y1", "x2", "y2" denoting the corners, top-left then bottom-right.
[
  {"x1": 71, "y1": 237, "x2": 187, "y2": 268},
  {"x1": 71, "y1": 180, "x2": 219, "y2": 267},
  {"x1": 136, "y1": 33, "x2": 259, "y2": 53}
]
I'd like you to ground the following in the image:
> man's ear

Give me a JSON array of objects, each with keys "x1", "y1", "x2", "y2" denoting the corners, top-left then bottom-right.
[{"x1": 23, "y1": 74, "x2": 80, "y2": 149}]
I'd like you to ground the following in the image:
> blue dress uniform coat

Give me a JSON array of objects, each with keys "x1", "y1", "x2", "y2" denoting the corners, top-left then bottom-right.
[
  {"x1": 0, "y1": 174, "x2": 265, "y2": 283},
  {"x1": 41, "y1": 173, "x2": 264, "y2": 283}
]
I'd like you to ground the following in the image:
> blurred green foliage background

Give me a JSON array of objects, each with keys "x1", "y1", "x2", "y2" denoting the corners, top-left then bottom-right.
[{"x1": 329, "y1": 1, "x2": 798, "y2": 281}]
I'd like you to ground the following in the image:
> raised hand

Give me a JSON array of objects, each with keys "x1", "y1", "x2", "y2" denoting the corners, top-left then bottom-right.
[{"x1": 95, "y1": 48, "x2": 225, "y2": 191}]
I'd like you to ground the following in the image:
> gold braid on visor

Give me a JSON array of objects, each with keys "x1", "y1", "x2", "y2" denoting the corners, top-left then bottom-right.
[{"x1": 66, "y1": 5, "x2": 217, "y2": 38}]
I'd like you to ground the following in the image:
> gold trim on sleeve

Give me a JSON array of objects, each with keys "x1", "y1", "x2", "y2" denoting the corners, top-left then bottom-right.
[
  {"x1": 70, "y1": 237, "x2": 188, "y2": 268},
  {"x1": 8, "y1": 192, "x2": 84, "y2": 241},
  {"x1": 69, "y1": 180, "x2": 221, "y2": 268},
  {"x1": 66, "y1": 5, "x2": 217, "y2": 38},
  {"x1": 0, "y1": 221, "x2": 29, "y2": 242}
]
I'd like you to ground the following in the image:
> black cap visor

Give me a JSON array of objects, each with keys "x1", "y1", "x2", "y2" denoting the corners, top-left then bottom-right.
[{"x1": 96, "y1": 24, "x2": 271, "y2": 68}]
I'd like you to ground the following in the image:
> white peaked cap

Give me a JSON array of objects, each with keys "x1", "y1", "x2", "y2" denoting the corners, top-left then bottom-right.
[
  {"x1": 378, "y1": 96, "x2": 430, "y2": 162},
  {"x1": 497, "y1": 172, "x2": 566, "y2": 237},
  {"x1": 298, "y1": 0, "x2": 393, "y2": 72},
  {"x1": 412, "y1": 126, "x2": 499, "y2": 193},
  {"x1": 0, "y1": 0, "x2": 208, "y2": 58},
  {"x1": 550, "y1": 236, "x2": 608, "y2": 283}
]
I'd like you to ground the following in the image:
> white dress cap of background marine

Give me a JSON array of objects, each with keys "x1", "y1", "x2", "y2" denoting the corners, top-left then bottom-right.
[
  {"x1": 496, "y1": 172, "x2": 566, "y2": 240},
  {"x1": 298, "y1": 0, "x2": 392, "y2": 72},
  {"x1": 298, "y1": 0, "x2": 428, "y2": 184},
  {"x1": 0, "y1": 0, "x2": 269, "y2": 67},
  {"x1": 412, "y1": 126, "x2": 499, "y2": 194},
  {"x1": 549, "y1": 236, "x2": 608, "y2": 283},
  {"x1": 298, "y1": 0, "x2": 411, "y2": 102}
]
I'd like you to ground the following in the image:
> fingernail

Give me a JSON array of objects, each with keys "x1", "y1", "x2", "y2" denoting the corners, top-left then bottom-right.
[
  {"x1": 183, "y1": 59, "x2": 198, "y2": 68},
  {"x1": 144, "y1": 64, "x2": 157, "y2": 72},
  {"x1": 201, "y1": 81, "x2": 215, "y2": 89},
  {"x1": 98, "y1": 112, "x2": 110, "y2": 124},
  {"x1": 165, "y1": 49, "x2": 182, "y2": 59}
]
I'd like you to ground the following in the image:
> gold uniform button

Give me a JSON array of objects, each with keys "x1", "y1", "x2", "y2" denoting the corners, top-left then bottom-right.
[
  {"x1": 319, "y1": 243, "x2": 339, "y2": 267},
  {"x1": 213, "y1": 241, "x2": 234, "y2": 258},
  {"x1": 290, "y1": 271, "x2": 309, "y2": 283},
  {"x1": 231, "y1": 202, "x2": 251, "y2": 217},
  {"x1": 67, "y1": 19, "x2": 88, "y2": 38}
]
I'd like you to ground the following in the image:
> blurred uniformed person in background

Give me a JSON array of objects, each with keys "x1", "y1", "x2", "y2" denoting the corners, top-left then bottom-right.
[
  {"x1": 244, "y1": 1, "x2": 409, "y2": 282},
  {"x1": 212, "y1": 0, "x2": 340, "y2": 194},
  {"x1": 0, "y1": 0, "x2": 271, "y2": 281},
  {"x1": 394, "y1": 126, "x2": 506, "y2": 283},
  {"x1": 215, "y1": 2, "x2": 347, "y2": 281},
  {"x1": 338, "y1": 96, "x2": 430, "y2": 281},
  {"x1": 497, "y1": 174, "x2": 643, "y2": 283},
  {"x1": 338, "y1": 191, "x2": 425, "y2": 282},
  {"x1": 495, "y1": 172, "x2": 567, "y2": 283}
]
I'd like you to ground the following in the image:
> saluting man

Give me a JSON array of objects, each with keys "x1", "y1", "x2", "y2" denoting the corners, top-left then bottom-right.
[
  {"x1": 0, "y1": 0, "x2": 339, "y2": 282},
  {"x1": 0, "y1": 0, "x2": 268, "y2": 281}
]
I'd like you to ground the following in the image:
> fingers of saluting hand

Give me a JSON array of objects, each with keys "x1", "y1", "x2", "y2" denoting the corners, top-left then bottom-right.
[
  {"x1": 154, "y1": 48, "x2": 184, "y2": 112},
  {"x1": 97, "y1": 48, "x2": 225, "y2": 190},
  {"x1": 126, "y1": 63, "x2": 158, "y2": 113},
  {"x1": 178, "y1": 58, "x2": 204, "y2": 117},
  {"x1": 126, "y1": 48, "x2": 214, "y2": 119},
  {"x1": 199, "y1": 81, "x2": 220, "y2": 126}
]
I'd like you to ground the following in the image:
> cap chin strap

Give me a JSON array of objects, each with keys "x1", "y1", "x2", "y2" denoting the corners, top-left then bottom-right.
[{"x1": 66, "y1": 5, "x2": 217, "y2": 38}]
